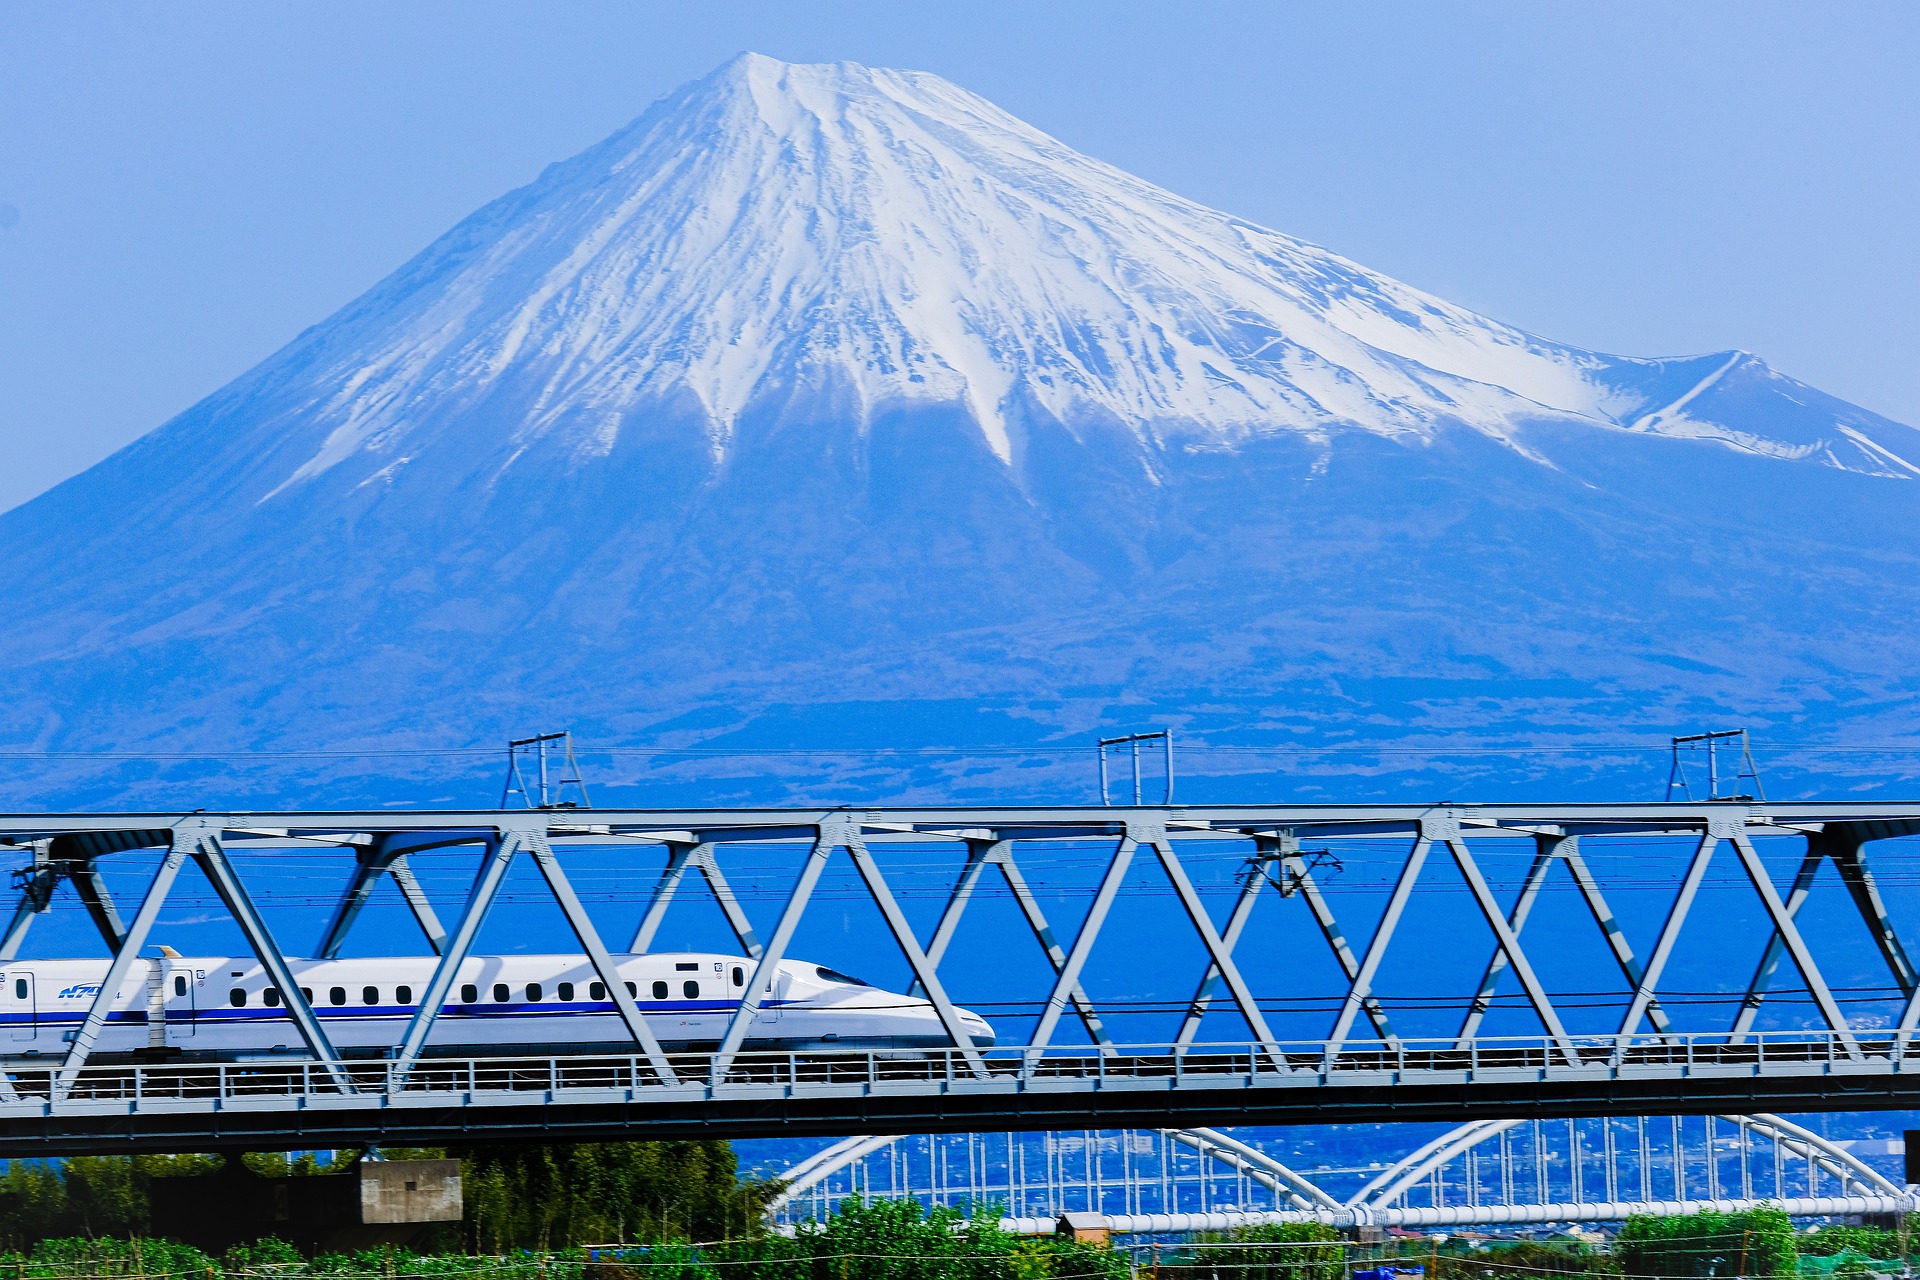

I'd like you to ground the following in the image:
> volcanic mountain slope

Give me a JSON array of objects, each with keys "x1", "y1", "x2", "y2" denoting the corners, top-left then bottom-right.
[{"x1": 2, "y1": 53, "x2": 1918, "y2": 805}]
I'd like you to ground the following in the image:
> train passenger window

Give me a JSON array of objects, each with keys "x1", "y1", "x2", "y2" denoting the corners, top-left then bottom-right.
[
  {"x1": 589, "y1": 981, "x2": 605, "y2": 1000},
  {"x1": 300, "y1": 988, "x2": 312, "y2": 1002},
  {"x1": 732, "y1": 967, "x2": 744, "y2": 987},
  {"x1": 526, "y1": 983, "x2": 542, "y2": 1001},
  {"x1": 13, "y1": 979, "x2": 24, "y2": 1000},
  {"x1": 328, "y1": 987, "x2": 347, "y2": 1006},
  {"x1": 625, "y1": 981, "x2": 636, "y2": 997},
  {"x1": 362, "y1": 986, "x2": 379, "y2": 1005},
  {"x1": 460, "y1": 984, "x2": 478, "y2": 1004},
  {"x1": 682, "y1": 980, "x2": 699, "y2": 999},
  {"x1": 229, "y1": 989, "x2": 246, "y2": 1007},
  {"x1": 174, "y1": 976, "x2": 187, "y2": 997},
  {"x1": 492, "y1": 983, "x2": 509, "y2": 1003},
  {"x1": 651, "y1": 981, "x2": 668, "y2": 1000},
  {"x1": 264, "y1": 988, "x2": 281, "y2": 1007},
  {"x1": 557, "y1": 982, "x2": 573, "y2": 1001},
  {"x1": 396, "y1": 985, "x2": 412, "y2": 1004}
]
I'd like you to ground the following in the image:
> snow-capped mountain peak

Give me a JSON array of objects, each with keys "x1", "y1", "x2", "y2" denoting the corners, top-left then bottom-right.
[{"x1": 249, "y1": 52, "x2": 1918, "y2": 502}]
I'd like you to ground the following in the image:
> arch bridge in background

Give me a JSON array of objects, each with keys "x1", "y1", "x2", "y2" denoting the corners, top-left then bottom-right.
[{"x1": 765, "y1": 1114, "x2": 1913, "y2": 1236}]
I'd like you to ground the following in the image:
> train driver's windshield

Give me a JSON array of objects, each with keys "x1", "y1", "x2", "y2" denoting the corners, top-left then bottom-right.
[{"x1": 814, "y1": 966, "x2": 873, "y2": 987}]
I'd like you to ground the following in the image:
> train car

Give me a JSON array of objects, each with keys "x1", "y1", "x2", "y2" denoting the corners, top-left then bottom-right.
[{"x1": 0, "y1": 951, "x2": 995, "y2": 1062}]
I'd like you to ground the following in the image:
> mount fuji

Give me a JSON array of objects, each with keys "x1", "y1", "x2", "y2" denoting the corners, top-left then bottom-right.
[{"x1": 3, "y1": 53, "x2": 1919, "y2": 807}]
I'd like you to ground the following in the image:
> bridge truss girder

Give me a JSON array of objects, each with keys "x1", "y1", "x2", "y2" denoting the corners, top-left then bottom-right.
[{"x1": 3, "y1": 799, "x2": 1920, "y2": 1150}]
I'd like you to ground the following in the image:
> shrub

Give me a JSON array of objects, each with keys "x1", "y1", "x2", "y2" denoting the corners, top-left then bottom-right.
[{"x1": 1617, "y1": 1206, "x2": 1796, "y2": 1278}]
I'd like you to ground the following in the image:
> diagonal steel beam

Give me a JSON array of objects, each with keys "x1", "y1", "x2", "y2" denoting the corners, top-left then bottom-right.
[
  {"x1": 1148, "y1": 829, "x2": 1284, "y2": 1068},
  {"x1": 1616, "y1": 828, "x2": 1719, "y2": 1046},
  {"x1": 385, "y1": 854, "x2": 448, "y2": 954},
  {"x1": 994, "y1": 843, "x2": 1115, "y2": 1052},
  {"x1": 709, "y1": 821, "x2": 841, "y2": 1081},
  {"x1": 192, "y1": 830, "x2": 355, "y2": 1093},
  {"x1": 629, "y1": 842, "x2": 698, "y2": 953},
  {"x1": 1830, "y1": 840, "x2": 1918, "y2": 998},
  {"x1": 1729, "y1": 838, "x2": 1827, "y2": 1041},
  {"x1": 524, "y1": 829, "x2": 676, "y2": 1083},
  {"x1": 1560, "y1": 837, "x2": 1672, "y2": 1037},
  {"x1": 912, "y1": 837, "x2": 1116, "y2": 1052},
  {"x1": 845, "y1": 831, "x2": 988, "y2": 1076},
  {"x1": 1445, "y1": 833, "x2": 1577, "y2": 1065},
  {"x1": 1026, "y1": 834, "x2": 1138, "y2": 1068},
  {"x1": 388, "y1": 832, "x2": 520, "y2": 1091},
  {"x1": 693, "y1": 845, "x2": 762, "y2": 959},
  {"x1": 67, "y1": 859, "x2": 127, "y2": 953},
  {"x1": 628, "y1": 841, "x2": 761, "y2": 958},
  {"x1": 1456, "y1": 837, "x2": 1557, "y2": 1045},
  {"x1": 1327, "y1": 829, "x2": 1434, "y2": 1057},
  {"x1": 316, "y1": 834, "x2": 460, "y2": 959},
  {"x1": 914, "y1": 839, "x2": 997, "y2": 983},
  {"x1": 4, "y1": 844, "x2": 132, "y2": 960},
  {"x1": 0, "y1": 841, "x2": 56, "y2": 962},
  {"x1": 1283, "y1": 848, "x2": 1395, "y2": 1042},
  {"x1": 1727, "y1": 831, "x2": 1861, "y2": 1058},
  {"x1": 1755, "y1": 833, "x2": 1920, "y2": 1050},
  {"x1": 1175, "y1": 836, "x2": 1276, "y2": 1051},
  {"x1": 53, "y1": 831, "x2": 192, "y2": 1098}
]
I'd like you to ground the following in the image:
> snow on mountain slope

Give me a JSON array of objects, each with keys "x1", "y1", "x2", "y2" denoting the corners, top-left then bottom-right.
[
  {"x1": 236, "y1": 52, "x2": 1915, "y2": 501},
  {"x1": 1, "y1": 54, "x2": 1919, "y2": 808}
]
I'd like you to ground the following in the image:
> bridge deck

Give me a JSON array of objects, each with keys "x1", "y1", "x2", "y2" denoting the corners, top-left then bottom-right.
[{"x1": 5, "y1": 1033, "x2": 1918, "y2": 1155}]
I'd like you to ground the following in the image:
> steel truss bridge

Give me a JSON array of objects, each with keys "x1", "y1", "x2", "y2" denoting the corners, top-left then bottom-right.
[
  {"x1": 766, "y1": 1114, "x2": 1915, "y2": 1235},
  {"x1": 4, "y1": 801, "x2": 1920, "y2": 1152}
]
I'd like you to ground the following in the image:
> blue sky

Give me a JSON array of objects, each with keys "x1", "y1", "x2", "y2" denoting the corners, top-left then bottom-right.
[{"x1": 1, "y1": 1, "x2": 1916, "y2": 513}]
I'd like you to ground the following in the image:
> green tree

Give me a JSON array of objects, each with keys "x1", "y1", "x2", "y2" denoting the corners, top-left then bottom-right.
[
  {"x1": 456, "y1": 1140, "x2": 778, "y2": 1251},
  {"x1": 1617, "y1": 1206, "x2": 1796, "y2": 1278},
  {"x1": 0, "y1": 1162, "x2": 73, "y2": 1249}
]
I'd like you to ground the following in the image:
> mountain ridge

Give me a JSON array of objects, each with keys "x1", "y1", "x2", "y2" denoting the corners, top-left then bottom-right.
[{"x1": 1, "y1": 53, "x2": 1917, "y2": 807}]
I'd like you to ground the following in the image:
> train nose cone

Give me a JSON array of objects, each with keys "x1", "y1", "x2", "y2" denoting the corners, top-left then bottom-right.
[{"x1": 958, "y1": 1011, "x2": 996, "y2": 1048}]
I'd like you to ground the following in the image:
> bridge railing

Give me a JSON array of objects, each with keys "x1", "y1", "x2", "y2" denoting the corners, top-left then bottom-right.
[{"x1": 0, "y1": 1027, "x2": 1894, "y2": 1108}]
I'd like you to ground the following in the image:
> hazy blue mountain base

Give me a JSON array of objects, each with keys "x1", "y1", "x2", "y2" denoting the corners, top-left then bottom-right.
[
  {"x1": 0, "y1": 54, "x2": 1917, "y2": 811},
  {"x1": 2, "y1": 409, "x2": 1917, "y2": 810}
]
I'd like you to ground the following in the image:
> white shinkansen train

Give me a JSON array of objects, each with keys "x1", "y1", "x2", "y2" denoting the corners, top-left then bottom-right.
[{"x1": 0, "y1": 951, "x2": 995, "y2": 1062}]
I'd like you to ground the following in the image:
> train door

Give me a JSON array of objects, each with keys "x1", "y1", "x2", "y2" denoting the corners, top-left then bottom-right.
[
  {"x1": 164, "y1": 963, "x2": 196, "y2": 1037},
  {"x1": 0, "y1": 972, "x2": 34, "y2": 1040},
  {"x1": 754, "y1": 967, "x2": 782, "y2": 1027}
]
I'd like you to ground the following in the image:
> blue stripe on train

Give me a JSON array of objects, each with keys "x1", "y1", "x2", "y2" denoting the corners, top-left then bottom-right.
[{"x1": 0, "y1": 999, "x2": 794, "y2": 1027}]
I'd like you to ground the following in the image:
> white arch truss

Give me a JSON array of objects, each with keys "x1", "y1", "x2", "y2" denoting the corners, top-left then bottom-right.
[{"x1": 765, "y1": 1115, "x2": 1915, "y2": 1235}]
